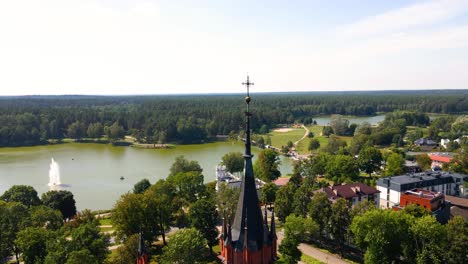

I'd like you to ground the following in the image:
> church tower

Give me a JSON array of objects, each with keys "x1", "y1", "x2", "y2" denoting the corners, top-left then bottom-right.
[{"x1": 219, "y1": 75, "x2": 277, "y2": 264}]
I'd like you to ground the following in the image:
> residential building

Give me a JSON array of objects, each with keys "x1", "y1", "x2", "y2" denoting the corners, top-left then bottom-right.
[
  {"x1": 393, "y1": 189, "x2": 451, "y2": 224},
  {"x1": 376, "y1": 171, "x2": 468, "y2": 208},
  {"x1": 316, "y1": 183, "x2": 380, "y2": 207},
  {"x1": 414, "y1": 138, "x2": 438, "y2": 146},
  {"x1": 428, "y1": 152, "x2": 453, "y2": 169},
  {"x1": 445, "y1": 195, "x2": 468, "y2": 221}
]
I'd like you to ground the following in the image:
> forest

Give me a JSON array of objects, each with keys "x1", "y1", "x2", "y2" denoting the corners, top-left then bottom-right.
[{"x1": 0, "y1": 90, "x2": 467, "y2": 147}]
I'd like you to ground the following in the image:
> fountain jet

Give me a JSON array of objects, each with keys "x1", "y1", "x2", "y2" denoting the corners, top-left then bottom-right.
[{"x1": 48, "y1": 158, "x2": 61, "y2": 186}]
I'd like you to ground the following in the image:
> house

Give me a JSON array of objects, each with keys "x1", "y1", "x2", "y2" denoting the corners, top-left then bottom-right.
[
  {"x1": 273, "y1": 177, "x2": 290, "y2": 187},
  {"x1": 445, "y1": 195, "x2": 468, "y2": 221},
  {"x1": 316, "y1": 183, "x2": 380, "y2": 207},
  {"x1": 414, "y1": 138, "x2": 438, "y2": 146},
  {"x1": 393, "y1": 189, "x2": 451, "y2": 224},
  {"x1": 428, "y1": 152, "x2": 453, "y2": 169},
  {"x1": 376, "y1": 171, "x2": 468, "y2": 209}
]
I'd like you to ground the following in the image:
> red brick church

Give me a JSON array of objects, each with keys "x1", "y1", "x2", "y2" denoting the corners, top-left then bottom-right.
[{"x1": 219, "y1": 76, "x2": 277, "y2": 263}]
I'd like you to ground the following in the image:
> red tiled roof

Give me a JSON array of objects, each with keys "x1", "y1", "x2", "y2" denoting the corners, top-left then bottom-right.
[
  {"x1": 320, "y1": 183, "x2": 380, "y2": 200},
  {"x1": 273, "y1": 177, "x2": 290, "y2": 186},
  {"x1": 428, "y1": 154, "x2": 453, "y2": 163}
]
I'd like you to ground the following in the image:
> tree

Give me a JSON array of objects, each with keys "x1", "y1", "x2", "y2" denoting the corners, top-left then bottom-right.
[
  {"x1": 66, "y1": 249, "x2": 98, "y2": 264},
  {"x1": 415, "y1": 154, "x2": 432, "y2": 171},
  {"x1": 41, "y1": 190, "x2": 77, "y2": 219},
  {"x1": 292, "y1": 179, "x2": 314, "y2": 218},
  {"x1": 278, "y1": 237, "x2": 301, "y2": 264},
  {"x1": 329, "y1": 198, "x2": 351, "y2": 254},
  {"x1": 284, "y1": 214, "x2": 318, "y2": 243},
  {"x1": 309, "y1": 192, "x2": 332, "y2": 238},
  {"x1": 254, "y1": 149, "x2": 281, "y2": 182},
  {"x1": 322, "y1": 126, "x2": 333, "y2": 137},
  {"x1": 70, "y1": 222, "x2": 110, "y2": 263},
  {"x1": 216, "y1": 183, "x2": 240, "y2": 224},
  {"x1": 168, "y1": 171, "x2": 205, "y2": 204},
  {"x1": 323, "y1": 135, "x2": 347, "y2": 154},
  {"x1": 330, "y1": 115, "x2": 350, "y2": 136},
  {"x1": 169, "y1": 156, "x2": 203, "y2": 177},
  {"x1": 354, "y1": 122, "x2": 372, "y2": 136},
  {"x1": 161, "y1": 228, "x2": 207, "y2": 264},
  {"x1": 1, "y1": 185, "x2": 41, "y2": 207},
  {"x1": 351, "y1": 209, "x2": 413, "y2": 264},
  {"x1": 67, "y1": 121, "x2": 86, "y2": 140},
  {"x1": 446, "y1": 216, "x2": 468, "y2": 264},
  {"x1": 86, "y1": 122, "x2": 103, "y2": 139},
  {"x1": 189, "y1": 198, "x2": 218, "y2": 254},
  {"x1": 108, "y1": 234, "x2": 139, "y2": 264},
  {"x1": 106, "y1": 121, "x2": 125, "y2": 142},
  {"x1": 112, "y1": 193, "x2": 160, "y2": 245},
  {"x1": 287, "y1": 140, "x2": 294, "y2": 148},
  {"x1": 410, "y1": 215, "x2": 447, "y2": 264},
  {"x1": 30, "y1": 205, "x2": 63, "y2": 230},
  {"x1": 385, "y1": 153, "x2": 405, "y2": 176},
  {"x1": 445, "y1": 147, "x2": 468, "y2": 174},
  {"x1": 259, "y1": 124, "x2": 269, "y2": 134},
  {"x1": 0, "y1": 201, "x2": 31, "y2": 262},
  {"x1": 275, "y1": 183, "x2": 295, "y2": 222},
  {"x1": 307, "y1": 131, "x2": 314, "y2": 138},
  {"x1": 325, "y1": 154, "x2": 359, "y2": 183},
  {"x1": 133, "y1": 178, "x2": 151, "y2": 194},
  {"x1": 146, "y1": 179, "x2": 178, "y2": 244},
  {"x1": 357, "y1": 146, "x2": 383, "y2": 177},
  {"x1": 308, "y1": 138, "x2": 320, "y2": 151},
  {"x1": 15, "y1": 227, "x2": 50, "y2": 264},
  {"x1": 260, "y1": 182, "x2": 278, "y2": 204},
  {"x1": 401, "y1": 204, "x2": 429, "y2": 218},
  {"x1": 221, "y1": 152, "x2": 244, "y2": 174}
]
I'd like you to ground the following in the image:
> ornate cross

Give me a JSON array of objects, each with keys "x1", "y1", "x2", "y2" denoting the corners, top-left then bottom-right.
[{"x1": 242, "y1": 75, "x2": 254, "y2": 97}]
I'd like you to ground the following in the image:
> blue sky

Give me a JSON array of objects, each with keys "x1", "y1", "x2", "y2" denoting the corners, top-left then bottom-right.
[{"x1": 0, "y1": 0, "x2": 467, "y2": 95}]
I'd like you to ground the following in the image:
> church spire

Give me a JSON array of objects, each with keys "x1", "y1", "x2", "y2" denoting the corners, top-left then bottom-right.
[{"x1": 231, "y1": 75, "x2": 265, "y2": 251}]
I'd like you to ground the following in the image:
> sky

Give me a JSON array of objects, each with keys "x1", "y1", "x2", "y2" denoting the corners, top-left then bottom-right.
[{"x1": 0, "y1": 0, "x2": 468, "y2": 95}]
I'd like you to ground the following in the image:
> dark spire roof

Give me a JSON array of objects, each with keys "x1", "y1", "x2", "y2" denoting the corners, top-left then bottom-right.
[
  {"x1": 138, "y1": 231, "x2": 146, "y2": 256},
  {"x1": 231, "y1": 75, "x2": 265, "y2": 251},
  {"x1": 263, "y1": 204, "x2": 271, "y2": 245},
  {"x1": 270, "y1": 207, "x2": 277, "y2": 240}
]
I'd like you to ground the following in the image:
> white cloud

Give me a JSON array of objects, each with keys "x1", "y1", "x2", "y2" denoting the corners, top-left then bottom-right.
[{"x1": 340, "y1": 0, "x2": 468, "y2": 38}]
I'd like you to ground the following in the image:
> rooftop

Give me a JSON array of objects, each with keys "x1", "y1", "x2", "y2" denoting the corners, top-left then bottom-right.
[
  {"x1": 319, "y1": 183, "x2": 380, "y2": 200},
  {"x1": 402, "y1": 188, "x2": 444, "y2": 201},
  {"x1": 377, "y1": 171, "x2": 468, "y2": 192}
]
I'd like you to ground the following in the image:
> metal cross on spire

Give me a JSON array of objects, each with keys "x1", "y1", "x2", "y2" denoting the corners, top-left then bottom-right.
[{"x1": 242, "y1": 74, "x2": 254, "y2": 97}]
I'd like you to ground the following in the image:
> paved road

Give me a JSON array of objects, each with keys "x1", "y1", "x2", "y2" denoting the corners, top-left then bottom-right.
[{"x1": 277, "y1": 230, "x2": 349, "y2": 264}]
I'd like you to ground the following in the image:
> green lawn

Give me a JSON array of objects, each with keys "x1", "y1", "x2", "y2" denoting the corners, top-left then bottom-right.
[
  {"x1": 267, "y1": 128, "x2": 306, "y2": 148},
  {"x1": 296, "y1": 125, "x2": 353, "y2": 154},
  {"x1": 99, "y1": 218, "x2": 112, "y2": 226},
  {"x1": 301, "y1": 254, "x2": 325, "y2": 264}
]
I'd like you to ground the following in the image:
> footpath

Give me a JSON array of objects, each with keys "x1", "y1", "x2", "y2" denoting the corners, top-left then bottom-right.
[{"x1": 277, "y1": 230, "x2": 350, "y2": 264}]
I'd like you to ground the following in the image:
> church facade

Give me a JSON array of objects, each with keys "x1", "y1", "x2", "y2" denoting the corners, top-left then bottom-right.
[{"x1": 219, "y1": 76, "x2": 277, "y2": 264}]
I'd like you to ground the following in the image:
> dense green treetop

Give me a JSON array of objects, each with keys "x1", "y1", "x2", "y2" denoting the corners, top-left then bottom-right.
[
  {"x1": 41, "y1": 190, "x2": 77, "y2": 219},
  {"x1": 0, "y1": 185, "x2": 41, "y2": 207},
  {"x1": 1, "y1": 91, "x2": 466, "y2": 147}
]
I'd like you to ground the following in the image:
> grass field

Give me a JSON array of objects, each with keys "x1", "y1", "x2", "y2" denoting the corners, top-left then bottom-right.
[
  {"x1": 260, "y1": 125, "x2": 353, "y2": 155},
  {"x1": 301, "y1": 254, "x2": 325, "y2": 264},
  {"x1": 267, "y1": 128, "x2": 305, "y2": 148}
]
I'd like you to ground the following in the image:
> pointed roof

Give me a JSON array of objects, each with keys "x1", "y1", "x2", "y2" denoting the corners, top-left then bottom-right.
[
  {"x1": 231, "y1": 75, "x2": 266, "y2": 251},
  {"x1": 138, "y1": 231, "x2": 146, "y2": 256},
  {"x1": 270, "y1": 207, "x2": 277, "y2": 240}
]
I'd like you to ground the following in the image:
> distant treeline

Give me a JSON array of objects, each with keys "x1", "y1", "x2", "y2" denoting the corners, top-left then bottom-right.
[{"x1": 0, "y1": 91, "x2": 467, "y2": 147}]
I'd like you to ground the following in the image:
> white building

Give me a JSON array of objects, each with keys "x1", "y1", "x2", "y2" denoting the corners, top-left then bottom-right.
[{"x1": 376, "y1": 171, "x2": 468, "y2": 209}]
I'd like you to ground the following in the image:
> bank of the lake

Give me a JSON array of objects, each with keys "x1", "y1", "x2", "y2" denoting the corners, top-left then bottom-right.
[{"x1": 0, "y1": 142, "x2": 292, "y2": 210}]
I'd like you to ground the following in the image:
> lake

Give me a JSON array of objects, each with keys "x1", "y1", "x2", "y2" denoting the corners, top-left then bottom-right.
[
  {"x1": 0, "y1": 142, "x2": 292, "y2": 210},
  {"x1": 312, "y1": 114, "x2": 386, "y2": 126}
]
